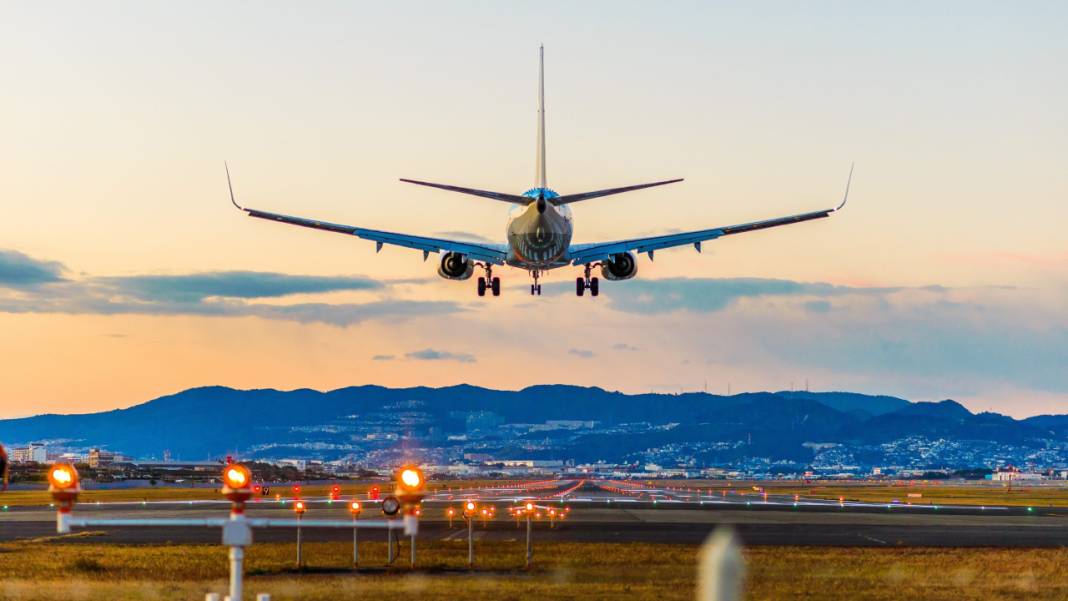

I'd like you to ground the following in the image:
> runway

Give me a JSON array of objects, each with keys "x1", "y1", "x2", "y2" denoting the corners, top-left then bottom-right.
[{"x1": 4, "y1": 480, "x2": 1067, "y2": 547}]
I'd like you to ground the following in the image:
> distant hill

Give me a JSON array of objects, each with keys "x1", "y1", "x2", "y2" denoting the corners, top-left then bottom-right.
[{"x1": 0, "y1": 385, "x2": 1060, "y2": 466}]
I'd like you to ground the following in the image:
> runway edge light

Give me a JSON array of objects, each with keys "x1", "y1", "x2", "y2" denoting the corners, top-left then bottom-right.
[
  {"x1": 48, "y1": 463, "x2": 81, "y2": 534},
  {"x1": 395, "y1": 465, "x2": 427, "y2": 536},
  {"x1": 221, "y1": 463, "x2": 253, "y2": 514}
]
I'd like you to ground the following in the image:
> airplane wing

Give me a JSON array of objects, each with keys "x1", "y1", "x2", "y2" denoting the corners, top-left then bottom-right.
[
  {"x1": 227, "y1": 167, "x2": 506, "y2": 264},
  {"x1": 568, "y1": 166, "x2": 852, "y2": 265},
  {"x1": 552, "y1": 179, "x2": 684, "y2": 205},
  {"x1": 399, "y1": 178, "x2": 531, "y2": 205}
]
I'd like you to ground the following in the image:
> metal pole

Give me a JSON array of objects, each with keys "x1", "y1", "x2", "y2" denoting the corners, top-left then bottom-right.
[
  {"x1": 525, "y1": 512, "x2": 532, "y2": 568},
  {"x1": 387, "y1": 521, "x2": 394, "y2": 565},
  {"x1": 697, "y1": 528, "x2": 745, "y2": 601},
  {"x1": 467, "y1": 517, "x2": 474, "y2": 568},
  {"x1": 229, "y1": 546, "x2": 244, "y2": 601},
  {"x1": 410, "y1": 532, "x2": 416, "y2": 568},
  {"x1": 352, "y1": 516, "x2": 359, "y2": 567},
  {"x1": 296, "y1": 514, "x2": 303, "y2": 568}
]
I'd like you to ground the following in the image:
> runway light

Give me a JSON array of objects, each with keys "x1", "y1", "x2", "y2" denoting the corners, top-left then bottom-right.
[
  {"x1": 223, "y1": 464, "x2": 251, "y2": 490},
  {"x1": 349, "y1": 501, "x2": 362, "y2": 516},
  {"x1": 293, "y1": 500, "x2": 307, "y2": 514},
  {"x1": 48, "y1": 464, "x2": 79, "y2": 490},
  {"x1": 399, "y1": 467, "x2": 424, "y2": 491},
  {"x1": 525, "y1": 502, "x2": 534, "y2": 512}
]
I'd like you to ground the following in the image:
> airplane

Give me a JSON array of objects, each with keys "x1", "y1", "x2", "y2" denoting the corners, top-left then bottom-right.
[{"x1": 227, "y1": 46, "x2": 851, "y2": 298}]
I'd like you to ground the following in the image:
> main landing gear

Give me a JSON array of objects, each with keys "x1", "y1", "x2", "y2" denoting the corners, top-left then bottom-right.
[
  {"x1": 476, "y1": 264, "x2": 500, "y2": 297},
  {"x1": 530, "y1": 270, "x2": 542, "y2": 296},
  {"x1": 576, "y1": 264, "x2": 599, "y2": 297}
]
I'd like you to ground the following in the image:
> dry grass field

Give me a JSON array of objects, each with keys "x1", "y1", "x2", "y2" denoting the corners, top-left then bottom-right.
[
  {"x1": 0, "y1": 539, "x2": 1066, "y2": 600},
  {"x1": 0, "y1": 481, "x2": 504, "y2": 508},
  {"x1": 659, "y1": 480, "x2": 1068, "y2": 509}
]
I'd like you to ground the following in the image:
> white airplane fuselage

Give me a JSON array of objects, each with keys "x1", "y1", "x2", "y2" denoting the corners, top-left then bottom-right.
[{"x1": 505, "y1": 193, "x2": 573, "y2": 269}]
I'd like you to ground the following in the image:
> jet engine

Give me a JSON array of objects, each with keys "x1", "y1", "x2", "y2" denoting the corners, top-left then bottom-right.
[
  {"x1": 600, "y1": 252, "x2": 637, "y2": 281},
  {"x1": 437, "y1": 252, "x2": 475, "y2": 280}
]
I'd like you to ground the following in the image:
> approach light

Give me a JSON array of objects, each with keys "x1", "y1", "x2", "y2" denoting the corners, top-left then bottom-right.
[
  {"x1": 48, "y1": 464, "x2": 79, "y2": 491},
  {"x1": 401, "y1": 467, "x2": 420, "y2": 491},
  {"x1": 525, "y1": 502, "x2": 534, "y2": 512},
  {"x1": 223, "y1": 464, "x2": 251, "y2": 490},
  {"x1": 349, "y1": 500, "x2": 362, "y2": 516},
  {"x1": 293, "y1": 500, "x2": 307, "y2": 514}
]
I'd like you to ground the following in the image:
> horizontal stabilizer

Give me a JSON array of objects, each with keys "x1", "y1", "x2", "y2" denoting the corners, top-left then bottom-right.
[
  {"x1": 400, "y1": 178, "x2": 530, "y2": 205},
  {"x1": 553, "y1": 178, "x2": 684, "y2": 205}
]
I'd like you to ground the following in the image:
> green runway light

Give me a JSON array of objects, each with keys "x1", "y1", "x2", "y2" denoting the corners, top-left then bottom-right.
[
  {"x1": 2, "y1": 505, "x2": 8, "y2": 511},
  {"x1": 1028, "y1": 507, "x2": 1034, "y2": 512}
]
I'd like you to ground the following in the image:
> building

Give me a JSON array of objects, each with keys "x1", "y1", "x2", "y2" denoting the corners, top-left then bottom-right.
[
  {"x1": 11, "y1": 444, "x2": 47, "y2": 463},
  {"x1": 88, "y1": 448, "x2": 117, "y2": 468}
]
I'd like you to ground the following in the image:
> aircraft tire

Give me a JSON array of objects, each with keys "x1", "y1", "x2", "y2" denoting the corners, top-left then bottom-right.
[{"x1": 477, "y1": 277, "x2": 487, "y2": 297}]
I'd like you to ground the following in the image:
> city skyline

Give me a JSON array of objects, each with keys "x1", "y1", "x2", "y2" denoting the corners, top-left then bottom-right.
[{"x1": 1, "y1": 2, "x2": 1066, "y2": 418}]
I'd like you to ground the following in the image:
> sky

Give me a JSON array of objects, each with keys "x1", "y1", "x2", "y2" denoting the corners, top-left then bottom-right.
[{"x1": 0, "y1": 1, "x2": 1066, "y2": 419}]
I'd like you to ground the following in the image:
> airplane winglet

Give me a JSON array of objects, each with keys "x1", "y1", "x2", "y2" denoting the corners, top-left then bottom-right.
[
  {"x1": 835, "y1": 162, "x2": 854, "y2": 212},
  {"x1": 225, "y1": 162, "x2": 244, "y2": 211}
]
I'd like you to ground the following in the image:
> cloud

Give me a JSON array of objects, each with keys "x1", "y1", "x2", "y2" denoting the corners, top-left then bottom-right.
[
  {"x1": 405, "y1": 348, "x2": 476, "y2": 363},
  {"x1": 613, "y1": 343, "x2": 640, "y2": 351},
  {"x1": 568, "y1": 348, "x2": 596, "y2": 358},
  {"x1": 0, "y1": 249, "x2": 66, "y2": 287},
  {"x1": 590, "y1": 277, "x2": 907, "y2": 314},
  {"x1": 96, "y1": 271, "x2": 383, "y2": 302},
  {"x1": 0, "y1": 249, "x2": 460, "y2": 326},
  {"x1": 372, "y1": 354, "x2": 395, "y2": 361}
]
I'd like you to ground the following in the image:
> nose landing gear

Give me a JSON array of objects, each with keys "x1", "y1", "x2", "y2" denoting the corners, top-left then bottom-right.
[
  {"x1": 576, "y1": 264, "x2": 600, "y2": 297},
  {"x1": 529, "y1": 270, "x2": 542, "y2": 295},
  {"x1": 476, "y1": 264, "x2": 501, "y2": 297}
]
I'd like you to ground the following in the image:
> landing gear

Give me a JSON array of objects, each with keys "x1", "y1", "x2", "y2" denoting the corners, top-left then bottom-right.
[
  {"x1": 529, "y1": 270, "x2": 542, "y2": 295},
  {"x1": 576, "y1": 264, "x2": 600, "y2": 297},
  {"x1": 476, "y1": 265, "x2": 501, "y2": 297}
]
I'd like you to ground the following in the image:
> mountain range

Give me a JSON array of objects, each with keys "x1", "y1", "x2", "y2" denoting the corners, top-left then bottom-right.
[{"x1": 1, "y1": 385, "x2": 1066, "y2": 468}]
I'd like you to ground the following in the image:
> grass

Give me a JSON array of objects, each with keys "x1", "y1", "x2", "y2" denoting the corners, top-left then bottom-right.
[
  {"x1": 0, "y1": 481, "x2": 504, "y2": 508},
  {"x1": 0, "y1": 539, "x2": 1066, "y2": 600},
  {"x1": 656, "y1": 480, "x2": 1068, "y2": 508}
]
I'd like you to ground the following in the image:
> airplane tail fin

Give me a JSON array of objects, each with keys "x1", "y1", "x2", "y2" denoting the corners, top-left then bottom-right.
[
  {"x1": 552, "y1": 178, "x2": 684, "y2": 205},
  {"x1": 536, "y1": 45, "x2": 547, "y2": 189},
  {"x1": 399, "y1": 178, "x2": 530, "y2": 205}
]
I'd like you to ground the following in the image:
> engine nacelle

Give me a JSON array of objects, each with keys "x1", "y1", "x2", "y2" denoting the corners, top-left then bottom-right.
[
  {"x1": 437, "y1": 252, "x2": 475, "y2": 280},
  {"x1": 600, "y1": 252, "x2": 637, "y2": 281}
]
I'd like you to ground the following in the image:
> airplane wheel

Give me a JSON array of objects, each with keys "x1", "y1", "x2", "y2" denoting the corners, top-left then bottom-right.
[
  {"x1": 590, "y1": 277, "x2": 599, "y2": 297},
  {"x1": 491, "y1": 277, "x2": 501, "y2": 297},
  {"x1": 536, "y1": 284, "x2": 542, "y2": 295},
  {"x1": 530, "y1": 284, "x2": 536, "y2": 296},
  {"x1": 477, "y1": 277, "x2": 487, "y2": 297},
  {"x1": 576, "y1": 277, "x2": 585, "y2": 297}
]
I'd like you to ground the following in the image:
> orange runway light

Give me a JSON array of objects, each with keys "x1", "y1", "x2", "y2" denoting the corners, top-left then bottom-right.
[
  {"x1": 294, "y1": 500, "x2": 307, "y2": 514},
  {"x1": 48, "y1": 464, "x2": 79, "y2": 491},
  {"x1": 525, "y1": 502, "x2": 535, "y2": 512},
  {"x1": 223, "y1": 464, "x2": 252, "y2": 490},
  {"x1": 349, "y1": 501, "x2": 362, "y2": 515}
]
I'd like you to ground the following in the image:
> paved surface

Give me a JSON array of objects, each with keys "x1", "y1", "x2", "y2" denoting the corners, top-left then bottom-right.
[{"x1": 4, "y1": 480, "x2": 1067, "y2": 547}]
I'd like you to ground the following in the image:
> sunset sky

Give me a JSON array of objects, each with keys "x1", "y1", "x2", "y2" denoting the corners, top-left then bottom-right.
[{"x1": 1, "y1": 2, "x2": 1065, "y2": 418}]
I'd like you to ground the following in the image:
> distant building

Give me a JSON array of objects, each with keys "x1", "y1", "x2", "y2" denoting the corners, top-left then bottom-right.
[
  {"x1": 11, "y1": 444, "x2": 47, "y2": 463},
  {"x1": 466, "y1": 411, "x2": 503, "y2": 435},
  {"x1": 88, "y1": 448, "x2": 116, "y2": 468},
  {"x1": 991, "y1": 466, "x2": 1044, "y2": 482}
]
